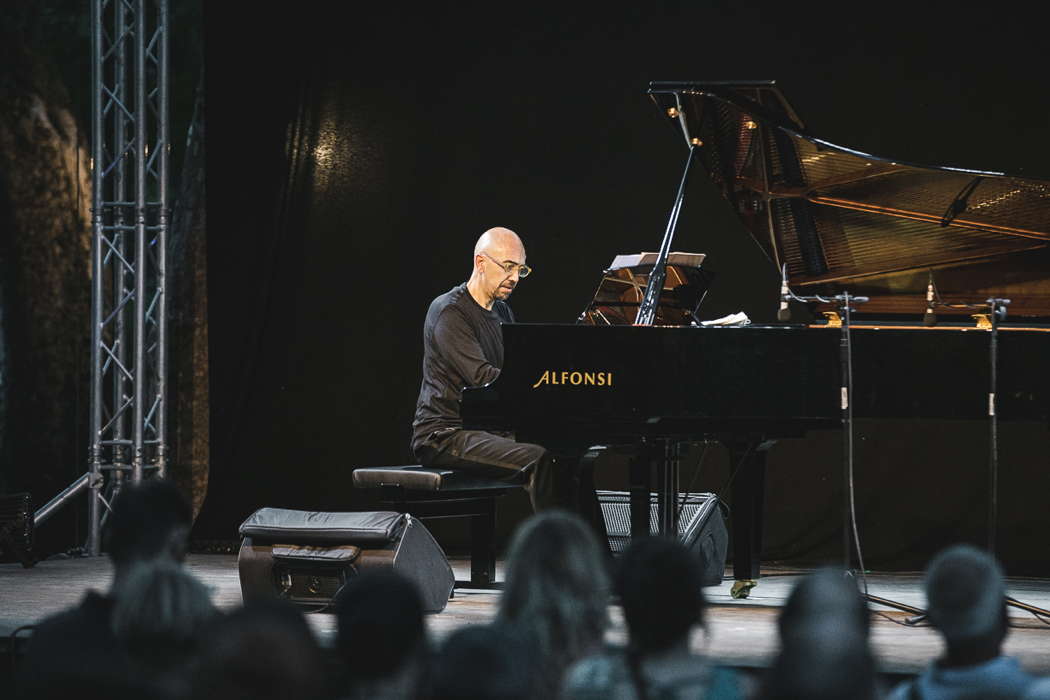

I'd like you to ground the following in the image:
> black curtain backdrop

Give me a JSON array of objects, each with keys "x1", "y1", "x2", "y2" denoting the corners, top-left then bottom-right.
[{"x1": 200, "y1": 3, "x2": 1050, "y2": 573}]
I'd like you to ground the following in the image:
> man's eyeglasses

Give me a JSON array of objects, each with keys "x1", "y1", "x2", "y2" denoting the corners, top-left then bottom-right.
[{"x1": 481, "y1": 252, "x2": 532, "y2": 278}]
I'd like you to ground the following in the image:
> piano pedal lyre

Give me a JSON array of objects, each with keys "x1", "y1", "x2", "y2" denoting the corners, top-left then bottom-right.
[{"x1": 731, "y1": 579, "x2": 757, "y2": 599}]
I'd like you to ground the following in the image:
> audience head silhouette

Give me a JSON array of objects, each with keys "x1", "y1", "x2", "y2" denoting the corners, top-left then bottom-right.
[
  {"x1": 110, "y1": 559, "x2": 216, "y2": 697},
  {"x1": 335, "y1": 568, "x2": 426, "y2": 697},
  {"x1": 885, "y1": 545, "x2": 1034, "y2": 700},
  {"x1": 191, "y1": 598, "x2": 328, "y2": 700},
  {"x1": 925, "y1": 543, "x2": 1008, "y2": 656},
  {"x1": 760, "y1": 568, "x2": 877, "y2": 700},
  {"x1": 617, "y1": 535, "x2": 707, "y2": 653},
  {"x1": 111, "y1": 559, "x2": 215, "y2": 650},
  {"x1": 104, "y1": 478, "x2": 192, "y2": 571},
  {"x1": 777, "y1": 566, "x2": 870, "y2": 643},
  {"x1": 17, "y1": 479, "x2": 197, "y2": 700},
  {"x1": 498, "y1": 510, "x2": 609, "y2": 693}
]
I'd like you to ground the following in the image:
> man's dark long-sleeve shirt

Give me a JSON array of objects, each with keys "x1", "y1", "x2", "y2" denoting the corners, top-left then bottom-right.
[{"x1": 412, "y1": 283, "x2": 513, "y2": 453}]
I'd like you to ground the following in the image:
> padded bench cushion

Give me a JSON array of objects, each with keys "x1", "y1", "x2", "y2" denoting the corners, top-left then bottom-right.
[
  {"x1": 352, "y1": 465, "x2": 524, "y2": 492},
  {"x1": 239, "y1": 507, "x2": 404, "y2": 544}
]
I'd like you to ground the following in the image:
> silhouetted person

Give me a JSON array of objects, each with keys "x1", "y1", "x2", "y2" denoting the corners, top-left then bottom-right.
[
  {"x1": 111, "y1": 559, "x2": 217, "y2": 698},
  {"x1": 190, "y1": 598, "x2": 329, "y2": 700},
  {"x1": 564, "y1": 535, "x2": 744, "y2": 700},
  {"x1": 888, "y1": 544, "x2": 1035, "y2": 700},
  {"x1": 334, "y1": 568, "x2": 427, "y2": 699},
  {"x1": 17, "y1": 478, "x2": 192, "y2": 699},
  {"x1": 758, "y1": 567, "x2": 879, "y2": 700},
  {"x1": 425, "y1": 623, "x2": 542, "y2": 700},
  {"x1": 497, "y1": 510, "x2": 610, "y2": 697}
]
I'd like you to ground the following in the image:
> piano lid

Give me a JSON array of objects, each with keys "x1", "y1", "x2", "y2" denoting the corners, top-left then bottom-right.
[{"x1": 647, "y1": 81, "x2": 1050, "y2": 316}]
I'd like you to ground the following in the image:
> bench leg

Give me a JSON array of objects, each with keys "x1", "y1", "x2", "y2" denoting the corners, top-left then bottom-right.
[{"x1": 469, "y1": 498, "x2": 497, "y2": 586}]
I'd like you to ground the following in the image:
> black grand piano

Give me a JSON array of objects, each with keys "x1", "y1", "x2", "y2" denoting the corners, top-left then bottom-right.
[{"x1": 461, "y1": 81, "x2": 1050, "y2": 587}]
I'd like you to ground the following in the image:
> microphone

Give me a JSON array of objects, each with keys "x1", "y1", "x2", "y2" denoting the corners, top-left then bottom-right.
[
  {"x1": 989, "y1": 298, "x2": 1011, "y2": 322},
  {"x1": 777, "y1": 263, "x2": 791, "y2": 322},
  {"x1": 923, "y1": 272, "x2": 937, "y2": 326}
]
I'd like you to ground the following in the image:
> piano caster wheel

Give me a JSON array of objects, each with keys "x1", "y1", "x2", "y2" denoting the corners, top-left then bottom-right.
[{"x1": 730, "y1": 579, "x2": 757, "y2": 599}]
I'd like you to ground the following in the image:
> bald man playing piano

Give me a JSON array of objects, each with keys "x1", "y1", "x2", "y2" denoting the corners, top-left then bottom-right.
[{"x1": 411, "y1": 227, "x2": 601, "y2": 524}]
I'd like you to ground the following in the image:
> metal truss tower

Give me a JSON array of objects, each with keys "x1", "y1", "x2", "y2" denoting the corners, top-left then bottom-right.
[
  {"x1": 88, "y1": 0, "x2": 171, "y2": 554},
  {"x1": 34, "y1": 0, "x2": 170, "y2": 555}
]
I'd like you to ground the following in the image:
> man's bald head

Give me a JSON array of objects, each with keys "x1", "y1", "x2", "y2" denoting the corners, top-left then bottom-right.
[
  {"x1": 474, "y1": 227, "x2": 524, "y2": 258},
  {"x1": 467, "y1": 226, "x2": 528, "y2": 309}
]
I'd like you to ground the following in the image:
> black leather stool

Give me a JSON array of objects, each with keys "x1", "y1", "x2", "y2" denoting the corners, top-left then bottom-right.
[{"x1": 351, "y1": 466, "x2": 524, "y2": 587}]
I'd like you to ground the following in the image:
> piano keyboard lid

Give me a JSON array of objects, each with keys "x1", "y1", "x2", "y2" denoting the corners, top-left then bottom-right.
[{"x1": 647, "y1": 81, "x2": 1050, "y2": 319}]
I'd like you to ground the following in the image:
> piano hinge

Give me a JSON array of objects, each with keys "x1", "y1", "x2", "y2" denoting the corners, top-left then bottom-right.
[
  {"x1": 821, "y1": 311, "x2": 842, "y2": 328},
  {"x1": 972, "y1": 313, "x2": 992, "y2": 330}
]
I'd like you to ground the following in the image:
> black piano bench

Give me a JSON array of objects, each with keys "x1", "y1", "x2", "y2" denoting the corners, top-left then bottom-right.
[{"x1": 351, "y1": 466, "x2": 523, "y2": 588}]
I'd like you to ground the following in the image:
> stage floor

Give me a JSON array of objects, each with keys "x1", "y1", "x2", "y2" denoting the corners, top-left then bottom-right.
[{"x1": 3, "y1": 554, "x2": 1050, "y2": 675}]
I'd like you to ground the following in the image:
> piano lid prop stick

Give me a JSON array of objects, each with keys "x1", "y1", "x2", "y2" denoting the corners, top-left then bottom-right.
[{"x1": 634, "y1": 143, "x2": 698, "y2": 326}]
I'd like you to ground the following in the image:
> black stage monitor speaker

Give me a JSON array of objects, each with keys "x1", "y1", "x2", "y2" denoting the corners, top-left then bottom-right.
[
  {"x1": 237, "y1": 509, "x2": 454, "y2": 613},
  {"x1": 597, "y1": 490, "x2": 728, "y2": 587},
  {"x1": 0, "y1": 492, "x2": 34, "y2": 567}
]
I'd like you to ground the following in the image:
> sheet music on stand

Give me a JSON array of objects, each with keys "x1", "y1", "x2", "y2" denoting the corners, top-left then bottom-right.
[
  {"x1": 700, "y1": 311, "x2": 751, "y2": 327},
  {"x1": 579, "y1": 252, "x2": 712, "y2": 326},
  {"x1": 609, "y1": 251, "x2": 707, "y2": 270}
]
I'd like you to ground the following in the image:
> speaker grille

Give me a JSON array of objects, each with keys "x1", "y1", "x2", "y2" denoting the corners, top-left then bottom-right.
[{"x1": 597, "y1": 490, "x2": 719, "y2": 554}]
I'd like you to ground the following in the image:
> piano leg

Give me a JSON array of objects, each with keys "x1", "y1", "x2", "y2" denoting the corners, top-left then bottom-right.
[
  {"x1": 655, "y1": 439, "x2": 680, "y2": 538},
  {"x1": 627, "y1": 439, "x2": 681, "y2": 541},
  {"x1": 727, "y1": 439, "x2": 776, "y2": 595},
  {"x1": 628, "y1": 449, "x2": 650, "y2": 541}
]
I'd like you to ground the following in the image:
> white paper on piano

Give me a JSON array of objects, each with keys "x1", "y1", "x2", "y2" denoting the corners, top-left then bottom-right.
[
  {"x1": 608, "y1": 251, "x2": 706, "y2": 270},
  {"x1": 699, "y1": 311, "x2": 751, "y2": 327}
]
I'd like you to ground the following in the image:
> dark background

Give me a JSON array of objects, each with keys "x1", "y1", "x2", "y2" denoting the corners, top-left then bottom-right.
[{"x1": 198, "y1": 2, "x2": 1050, "y2": 571}]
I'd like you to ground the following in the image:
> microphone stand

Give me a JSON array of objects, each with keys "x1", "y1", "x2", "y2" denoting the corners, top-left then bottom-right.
[
  {"x1": 983, "y1": 298, "x2": 1050, "y2": 619},
  {"x1": 780, "y1": 274, "x2": 927, "y2": 618},
  {"x1": 926, "y1": 288, "x2": 1050, "y2": 620},
  {"x1": 987, "y1": 298, "x2": 1004, "y2": 556},
  {"x1": 863, "y1": 288, "x2": 1049, "y2": 623},
  {"x1": 781, "y1": 272, "x2": 1050, "y2": 623},
  {"x1": 837, "y1": 292, "x2": 861, "y2": 578}
]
